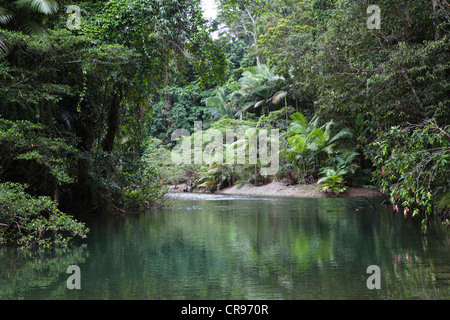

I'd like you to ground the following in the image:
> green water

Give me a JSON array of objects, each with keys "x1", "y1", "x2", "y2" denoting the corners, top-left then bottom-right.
[{"x1": 1, "y1": 193, "x2": 449, "y2": 300}]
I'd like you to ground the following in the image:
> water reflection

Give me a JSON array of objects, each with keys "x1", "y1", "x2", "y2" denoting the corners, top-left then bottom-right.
[
  {"x1": 0, "y1": 246, "x2": 89, "y2": 299},
  {"x1": 0, "y1": 194, "x2": 449, "y2": 299}
]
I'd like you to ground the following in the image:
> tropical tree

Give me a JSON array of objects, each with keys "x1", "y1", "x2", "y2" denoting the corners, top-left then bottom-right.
[
  {"x1": 0, "y1": 0, "x2": 227, "y2": 229},
  {"x1": 204, "y1": 86, "x2": 239, "y2": 119},
  {"x1": 216, "y1": 0, "x2": 266, "y2": 65},
  {"x1": 313, "y1": 0, "x2": 449, "y2": 132},
  {"x1": 236, "y1": 64, "x2": 285, "y2": 117}
]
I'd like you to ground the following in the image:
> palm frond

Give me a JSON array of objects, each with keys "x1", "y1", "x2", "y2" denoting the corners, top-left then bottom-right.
[
  {"x1": 0, "y1": 35, "x2": 10, "y2": 56},
  {"x1": 310, "y1": 115, "x2": 320, "y2": 129},
  {"x1": 205, "y1": 96, "x2": 224, "y2": 109},
  {"x1": 306, "y1": 141, "x2": 320, "y2": 152},
  {"x1": 14, "y1": 0, "x2": 58, "y2": 15},
  {"x1": 0, "y1": 7, "x2": 14, "y2": 24},
  {"x1": 270, "y1": 91, "x2": 287, "y2": 105},
  {"x1": 241, "y1": 101, "x2": 255, "y2": 112},
  {"x1": 19, "y1": 20, "x2": 46, "y2": 35},
  {"x1": 290, "y1": 112, "x2": 308, "y2": 129},
  {"x1": 328, "y1": 128, "x2": 353, "y2": 144},
  {"x1": 308, "y1": 128, "x2": 331, "y2": 152},
  {"x1": 288, "y1": 135, "x2": 306, "y2": 152},
  {"x1": 253, "y1": 99, "x2": 265, "y2": 109},
  {"x1": 322, "y1": 119, "x2": 334, "y2": 137}
]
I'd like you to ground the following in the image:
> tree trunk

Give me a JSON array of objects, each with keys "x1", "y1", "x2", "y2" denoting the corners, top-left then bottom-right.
[
  {"x1": 102, "y1": 88, "x2": 121, "y2": 152},
  {"x1": 244, "y1": 5, "x2": 261, "y2": 66},
  {"x1": 164, "y1": 67, "x2": 172, "y2": 129}
]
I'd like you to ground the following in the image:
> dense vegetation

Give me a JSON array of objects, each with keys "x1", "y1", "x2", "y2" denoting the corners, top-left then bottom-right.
[
  {"x1": 0, "y1": 0, "x2": 448, "y2": 247},
  {"x1": 0, "y1": 0, "x2": 225, "y2": 247}
]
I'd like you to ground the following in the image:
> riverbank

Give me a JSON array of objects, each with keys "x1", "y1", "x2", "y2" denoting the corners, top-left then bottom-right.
[{"x1": 167, "y1": 182, "x2": 383, "y2": 199}]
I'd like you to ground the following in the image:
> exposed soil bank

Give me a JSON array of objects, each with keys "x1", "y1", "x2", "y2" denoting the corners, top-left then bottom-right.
[{"x1": 167, "y1": 182, "x2": 383, "y2": 199}]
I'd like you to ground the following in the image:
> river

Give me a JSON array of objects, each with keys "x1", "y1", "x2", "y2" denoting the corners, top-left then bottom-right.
[{"x1": 1, "y1": 193, "x2": 449, "y2": 299}]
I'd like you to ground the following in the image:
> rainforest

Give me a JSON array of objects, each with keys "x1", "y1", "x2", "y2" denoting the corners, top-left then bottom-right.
[{"x1": 0, "y1": 1, "x2": 449, "y2": 301}]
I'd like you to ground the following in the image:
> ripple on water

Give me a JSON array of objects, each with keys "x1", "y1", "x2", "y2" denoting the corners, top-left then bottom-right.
[{"x1": 164, "y1": 192, "x2": 282, "y2": 202}]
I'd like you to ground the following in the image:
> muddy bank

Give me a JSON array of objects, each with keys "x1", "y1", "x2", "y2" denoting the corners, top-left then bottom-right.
[{"x1": 167, "y1": 182, "x2": 383, "y2": 199}]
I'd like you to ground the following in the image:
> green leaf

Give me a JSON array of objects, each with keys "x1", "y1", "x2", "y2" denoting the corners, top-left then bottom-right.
[{"x1": 13, "y1": 0, "x2": 58, "y2": 15}]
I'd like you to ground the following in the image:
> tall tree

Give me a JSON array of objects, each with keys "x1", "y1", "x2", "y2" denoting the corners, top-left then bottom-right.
[
  {"x1": 216, "y1": 0, "x2": 269, "y2": 66},
  {"x1": 313, "y1": 0, "x2": 449, "y2": 131},
  {"x1": 0, "y1": 0, "x2": 227, "y2": 212}
]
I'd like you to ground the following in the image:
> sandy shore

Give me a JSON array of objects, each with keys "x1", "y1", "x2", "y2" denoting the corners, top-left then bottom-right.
[{"x1": 167, "y1": 182, "x2": 383, "y2": 199}]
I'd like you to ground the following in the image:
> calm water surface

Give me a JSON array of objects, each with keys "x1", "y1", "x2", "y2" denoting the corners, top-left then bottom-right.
[{"x1": 1, "y1": 193, "x2": 449, "y2": 299}]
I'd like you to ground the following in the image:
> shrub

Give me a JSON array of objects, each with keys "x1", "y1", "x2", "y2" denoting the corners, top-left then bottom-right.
[
  {"x1": 367, "y1": 119, "x2": 450, "y2": 229},
  {"x1": 0, "y1": 182, "x2": 88, "y2": 248},
  {"x1": 0, "y1": 118, "x2": 78, "y2": 197},
  {"x1": 285, "y1": 112, "x2": 353, "y2": 177},
  {"x1": 318, "y1": 152, "x2": 359, "y2": 194}
]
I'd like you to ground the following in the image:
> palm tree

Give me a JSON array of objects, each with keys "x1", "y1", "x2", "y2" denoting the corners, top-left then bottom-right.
[
  {"x1": 270, "y1": 90, "x2": 289, "y2": 122},
  {"x1": 237, "y1": 64, "x2": 285, "y2": 117},
  {"x1": 0, "y1": 0, "x2": 58, "y2": 55},
  {"x1": 204, "y1": 87, "x2": 239, "y2": 120},
  {"x1": 230, "y1": 86, "x2": 252, "y2": 120}
]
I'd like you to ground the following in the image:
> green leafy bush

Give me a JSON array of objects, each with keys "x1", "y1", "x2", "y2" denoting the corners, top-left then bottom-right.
[
  {"x1": 0, "y1": 118, "x2": 78, "y2": 198},
  {"x1": 118, "y1": 156, "x2": 168, "y2": 210},
  {"x1": 368, "y1": 119, "x2": 450, "y2": 229},
  {"x1": 195, "y1": 164, "x2": 233, "y2": 192},
  {"x1": 0, "y1": 182, "x2": 88, "y2": 248},
  {"x1": 142, "y1": 137, "x2": 198, "y2": 185},
  {"x1": 318, "y1": 152, "x2": 359, "y2": 194},
  {"x1": 285, "y1": 112, "x2": 353, "y2": 178}
]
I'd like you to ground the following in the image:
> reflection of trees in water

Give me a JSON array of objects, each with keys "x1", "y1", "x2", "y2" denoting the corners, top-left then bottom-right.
[
  {"x1": 385, "y1": 250, "x2": 450, "y2": 299},
  {"x1": 1, "y1": 197, "x2": 448, "y2": 299},
  {"x1": 0, "y1": 245, "x2": 88, "y2": 299},
  {"x1": 370, "y1": 211, "x2": 450, "y2": 299},
  {"x1": 123, "y1": 198, "x2": 450, "y2": 299}
]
